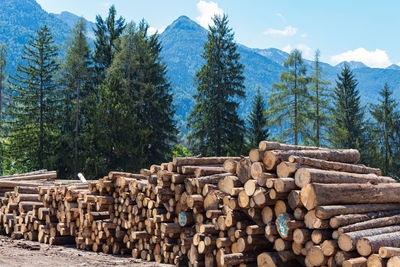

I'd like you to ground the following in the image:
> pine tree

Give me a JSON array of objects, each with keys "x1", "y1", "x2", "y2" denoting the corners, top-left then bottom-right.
[
  {"x1": 247, "y1": 88, "x2": 269, "y2": 148},
  {"x1": 267, "y1": 49, "x2": 309, "y2": 145},
  {"x1": 4, "y1": 25, "x2": 60, "y2": 171},
  {"x1": 90, "y1": 21, "x2": 176, "y2": 177},
  {"x1": 93, "y1": 5, "x2": 125, "y2": 84},
  {"x1": 0, "y1": 44, "x2": 6, "y2": 116},
  {"x1": 308, "y1": 50, "x2": 331, "y2": 146},
  {"x1": 370, "y1": 83, "x2": 400, "y2": 176},
  {"x1": 58, "y1": 18, "x2": 93, "y2": 178},
  {"x1": 187, "y1": 14, "x2": 245, "y2": 156},
  {"x1": 329, "y1": 64, "x2": 365, "y2": 150}
]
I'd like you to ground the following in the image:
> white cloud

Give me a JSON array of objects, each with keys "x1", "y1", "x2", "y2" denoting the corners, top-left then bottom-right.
[
  {"x1": 263, "y1": 26, "x2": 297, "y2": 36},
  {"x1": 195, "y1": 0, "x2": 224, "y2": 29},
  {"x1": 104, "y1": 2, "x2": 111, "y2": 7},
  {"x1": 282, "y1": 43, "x2": 312, "y2": 59},
  {"x1": 331, "y1": 48, "x2": 391, "y2": 68},
  {"x1": 301, "y1": 33, "x2": 307, "y2": 38},
  {"x1": 147, "y1": 26, "x2": 166, "y2": 35},
  {"x1": 276, "y1": 13, "x2": 287, "y2": 23}
]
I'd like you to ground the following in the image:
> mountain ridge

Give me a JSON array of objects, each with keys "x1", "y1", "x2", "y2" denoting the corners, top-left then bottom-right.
[{"x1": 2, "y1": 3, "x2": 400, "y2": 131}]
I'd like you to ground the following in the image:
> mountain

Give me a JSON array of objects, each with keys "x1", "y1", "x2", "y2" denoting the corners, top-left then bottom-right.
[
  {"x1": 2, "y1": 2, "x2": 400, "y2": 132},
  {"x1": 52, "y1": 11, "x2": 96, "y2": 39},
  {"x1": 386, "y1": 64, "x2": 400, "y2": 70},
  {"x1": 159, "y1": 16, "x2": 400, "y2": 127},
  {"x1": 0, "y1": 0, "x2": 72, "y2": 75},
  {"x1": 335, "y1": 61, "x2": 368, "y2": 69}
]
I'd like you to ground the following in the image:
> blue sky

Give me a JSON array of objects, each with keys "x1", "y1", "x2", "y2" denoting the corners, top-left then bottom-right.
[{"x1": 36, "y1": 0, "x2": 399, "y2": 68}]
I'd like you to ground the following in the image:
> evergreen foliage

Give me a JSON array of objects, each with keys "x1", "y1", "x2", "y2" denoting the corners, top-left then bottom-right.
[
  {"x1": 308, "y1": 50, "x2": 331, "y2": 146},
  {"x1": 3, "y1": 25, "x2": 60, "y2": 170},
  {"x1": 88, "y1": 21, "x2": 176, "y2": 178},
  {"x1": 267, "y1": 49, "x2": 309, "y2": 145},
  {"x1": 57, "y1": 18, "x2": 93, "y2": 178},
  {"x1": 329, "y1": 64, "x2": 365, "y2": 149},
  {"x1": 0, "y1": 44, "x2": 6, "y2": 115},
  {"x1": 187, "y1": 14, "x2": 245, "y2": 156},
  {"x1": 93, "y1": 5, "x2": 126, "y2": 84},
  {"x1": 370, "y1": 83, "x2": 400, "y2": 176},
  {"x1": 247, "y1": 88, "x2": 269, "y2": 148}
]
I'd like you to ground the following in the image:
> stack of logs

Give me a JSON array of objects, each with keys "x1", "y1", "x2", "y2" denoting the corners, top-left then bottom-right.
[{"x1": 2, "y1": 141, "x2": 400, "y2": 267}]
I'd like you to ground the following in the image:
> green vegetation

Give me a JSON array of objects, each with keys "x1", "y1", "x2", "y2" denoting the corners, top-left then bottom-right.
[
  {"x1": 308, "y1": 50, "x2": 331, "y2": 146},
  {"x1": 1, "y1": 4, "x2": 400, "y2": 180},
  {"x1": 187, "y1": 14, "x2": 245, "y2": 156},
  {"x1": 57, "y1": 18, "x2": 94, "y2": 178},
  {"x1": 370, "y1": 83, "x2": 400, "y2": 176},
  {"x1": 3, "y1": 25, "x2": 60, "y2": 171},
  {"x1": 247, "y1": 88, "x2": 269, "y2": 148},
  {"x1": 267, "y1": 49, "x2": 309, "y2": 145}
]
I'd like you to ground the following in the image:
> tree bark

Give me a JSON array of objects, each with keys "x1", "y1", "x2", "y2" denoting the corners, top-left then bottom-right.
[{"x1": 301, "y1": 183, "x2": 400, "y2": 210}]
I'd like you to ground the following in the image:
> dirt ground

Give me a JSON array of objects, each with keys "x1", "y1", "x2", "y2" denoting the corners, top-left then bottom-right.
[{"x1": 0, "y1": 235, "x2": 174, "y2": 267}]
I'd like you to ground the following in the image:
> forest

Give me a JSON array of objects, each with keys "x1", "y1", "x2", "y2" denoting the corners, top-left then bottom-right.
[{"x1": 0, "y1": 5, "x2": 399, "y2": 179}]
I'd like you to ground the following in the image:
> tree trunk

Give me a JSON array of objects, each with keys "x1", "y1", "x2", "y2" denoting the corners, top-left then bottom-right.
[
  {"x1": 301, "y1": 183, "x2": 400, "y2": 210},
  {"x1": 357, "y1": 232, "x2": 400, "y2": 257},
  {"x1": 263, "y1": 149, "x2": 360, "y2": 170},
  {"x1": 289, "y1": 155, "x2": 381, "y2": 175},
  {"x1": 295, "y1": 168, "x2": 393, "y2": 188},
  {"x1": 315, "y1": 204, "x2": 400, "y2": 220}
]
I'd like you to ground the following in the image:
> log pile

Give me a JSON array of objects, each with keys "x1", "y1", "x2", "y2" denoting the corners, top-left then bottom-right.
[{"x1": 1, "y1": 141, "x2": 400, "y2": 267}]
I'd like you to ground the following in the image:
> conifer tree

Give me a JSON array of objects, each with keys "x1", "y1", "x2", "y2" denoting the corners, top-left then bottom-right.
[
  {"x1": 93, "y1": 5, "x2": 125, "y2": 84},
  {"x1": 329, "y1": 64, "x2": 365, "y2": 149},
  {"x1": 308, "y1": 50, "x2": 331, "y2": 146},
  {"x1": 188, "y1": 14, "x2": 245, "y2": 156},
  {"x1": 267, "y1": 49, "x2": 309, "y2": 145},
  {"x1": 58, "y1": 18, "x2": 93, "y2": 177},
  {"x1": 370, "y1": 83, "x2": 400, "y2": 176},
  {"x1": 90, "y1": 21, "x2": 176, "y2": 177},
  {"x1": 0, "y1": 44, "x2": 6, "y2": 116},
  {"x1": 4, "y1": 25, "x2": 60, "y2": 170},
  {"x1": 247, "y1": 88, "x2": 269, "y2": 148}
]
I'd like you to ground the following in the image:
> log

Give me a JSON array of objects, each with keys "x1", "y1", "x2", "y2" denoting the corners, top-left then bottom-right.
[
  {"x1": 276, "y1": 162, "x2": 302, "y2": 178},
  {"x1": 387, "y1": 256, "x2": 400, "y2": 267},
  {"x1": 289, "y1": 156, "x2": 382, "y2": 175},
  {"x1": 224, "y1": 159, "x2": 238, "y2": 174},
  {"x1": 288, "y1": 190, "x2": 303, "y2": 209},
  {"x1": 338, "y1": 226, "x2": 400, "y2": 252},
  {"x1": 274, "y1": 178, "x2": 297, "y2": 193},
  {"x1": 263, "y1": 149, "x2": 360, "y2": 170},
  {"x1": 237, "y1": 158, "x2": 252, "y2": 184},
  {"x1": 249, "y1": 149, "x2": 264, "y2": 162},
  {"x1": 367, "y1": 254, "x2": 387, "y2": 267},
  {"x1": 306, "y1": 245, "x2": 327, "y2": 266},
  {"x1": 379, "y1": 247, "x2": 400, "y2": 258},
  {"x1": 339, "y1": 215, "x2": 400, "y2": 233},
  {"x1": 321, "y1": 240, "x2": 338, "y2": 256},
  {"x1": 330, "y1": 210, "x2": 400, "y2": 228},
  {"x1": 294, "y1": 168, "x2": 393, "y2": 188},
  {"x1": 343, "y1": 257, "x2": 367, "y2": 267},
  {"x1": 301, "y1": 183, "x2": 400, "y2": 210},
  {"x1": 259, "y1": 141, "x2": 321, "y2": 151},
  {"x1": 250, "y1": 162, "x2": 265, "y2": 180},
  {"x1": 173, "y1": 157, "x2": 241, "y2": 166},
  {"x1": 293, "y1": 228, "x2": 311, "y2": 244},
  {"x1": 357, "y1": 232, "x2": 400, "y2": 256},
  {"x1": 315, "y1": 204, "x2": 400, "y2": 220}
]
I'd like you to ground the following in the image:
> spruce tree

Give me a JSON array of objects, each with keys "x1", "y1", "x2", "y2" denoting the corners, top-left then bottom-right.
[
  {"x1": 308, "y1": 50, "x2": 331, "y2": 146},
  {"x1": 370, "y1": 83, "x2": 400, "y2": 176},
  {"x1": 267, "y1": 49, "x2": 309, "y2": 145},
  {"x1": 329, "y1": 64, "x2": 365, "y2": 149},
  {"x1": 4, "y1": 25, "x2": 60, "y2": 170},
  {"x1": 247, "y1": 88, "x2": 269, "y2": 148},
  {"x1": 0, "y1": 44, "x2": 6, "y2": 116},
  {"x1": 187, "y1": 14, "x2": 245, "y2": 156},
  {"x1": 90, "y1": 21, "x2": 176, "y2": 177},
  {"x1": 93, "y1": 5, "x2": 125, "y2": 84},
  {"x1": 58, "y1": 18, "x2": 93, "y2": 177}
]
